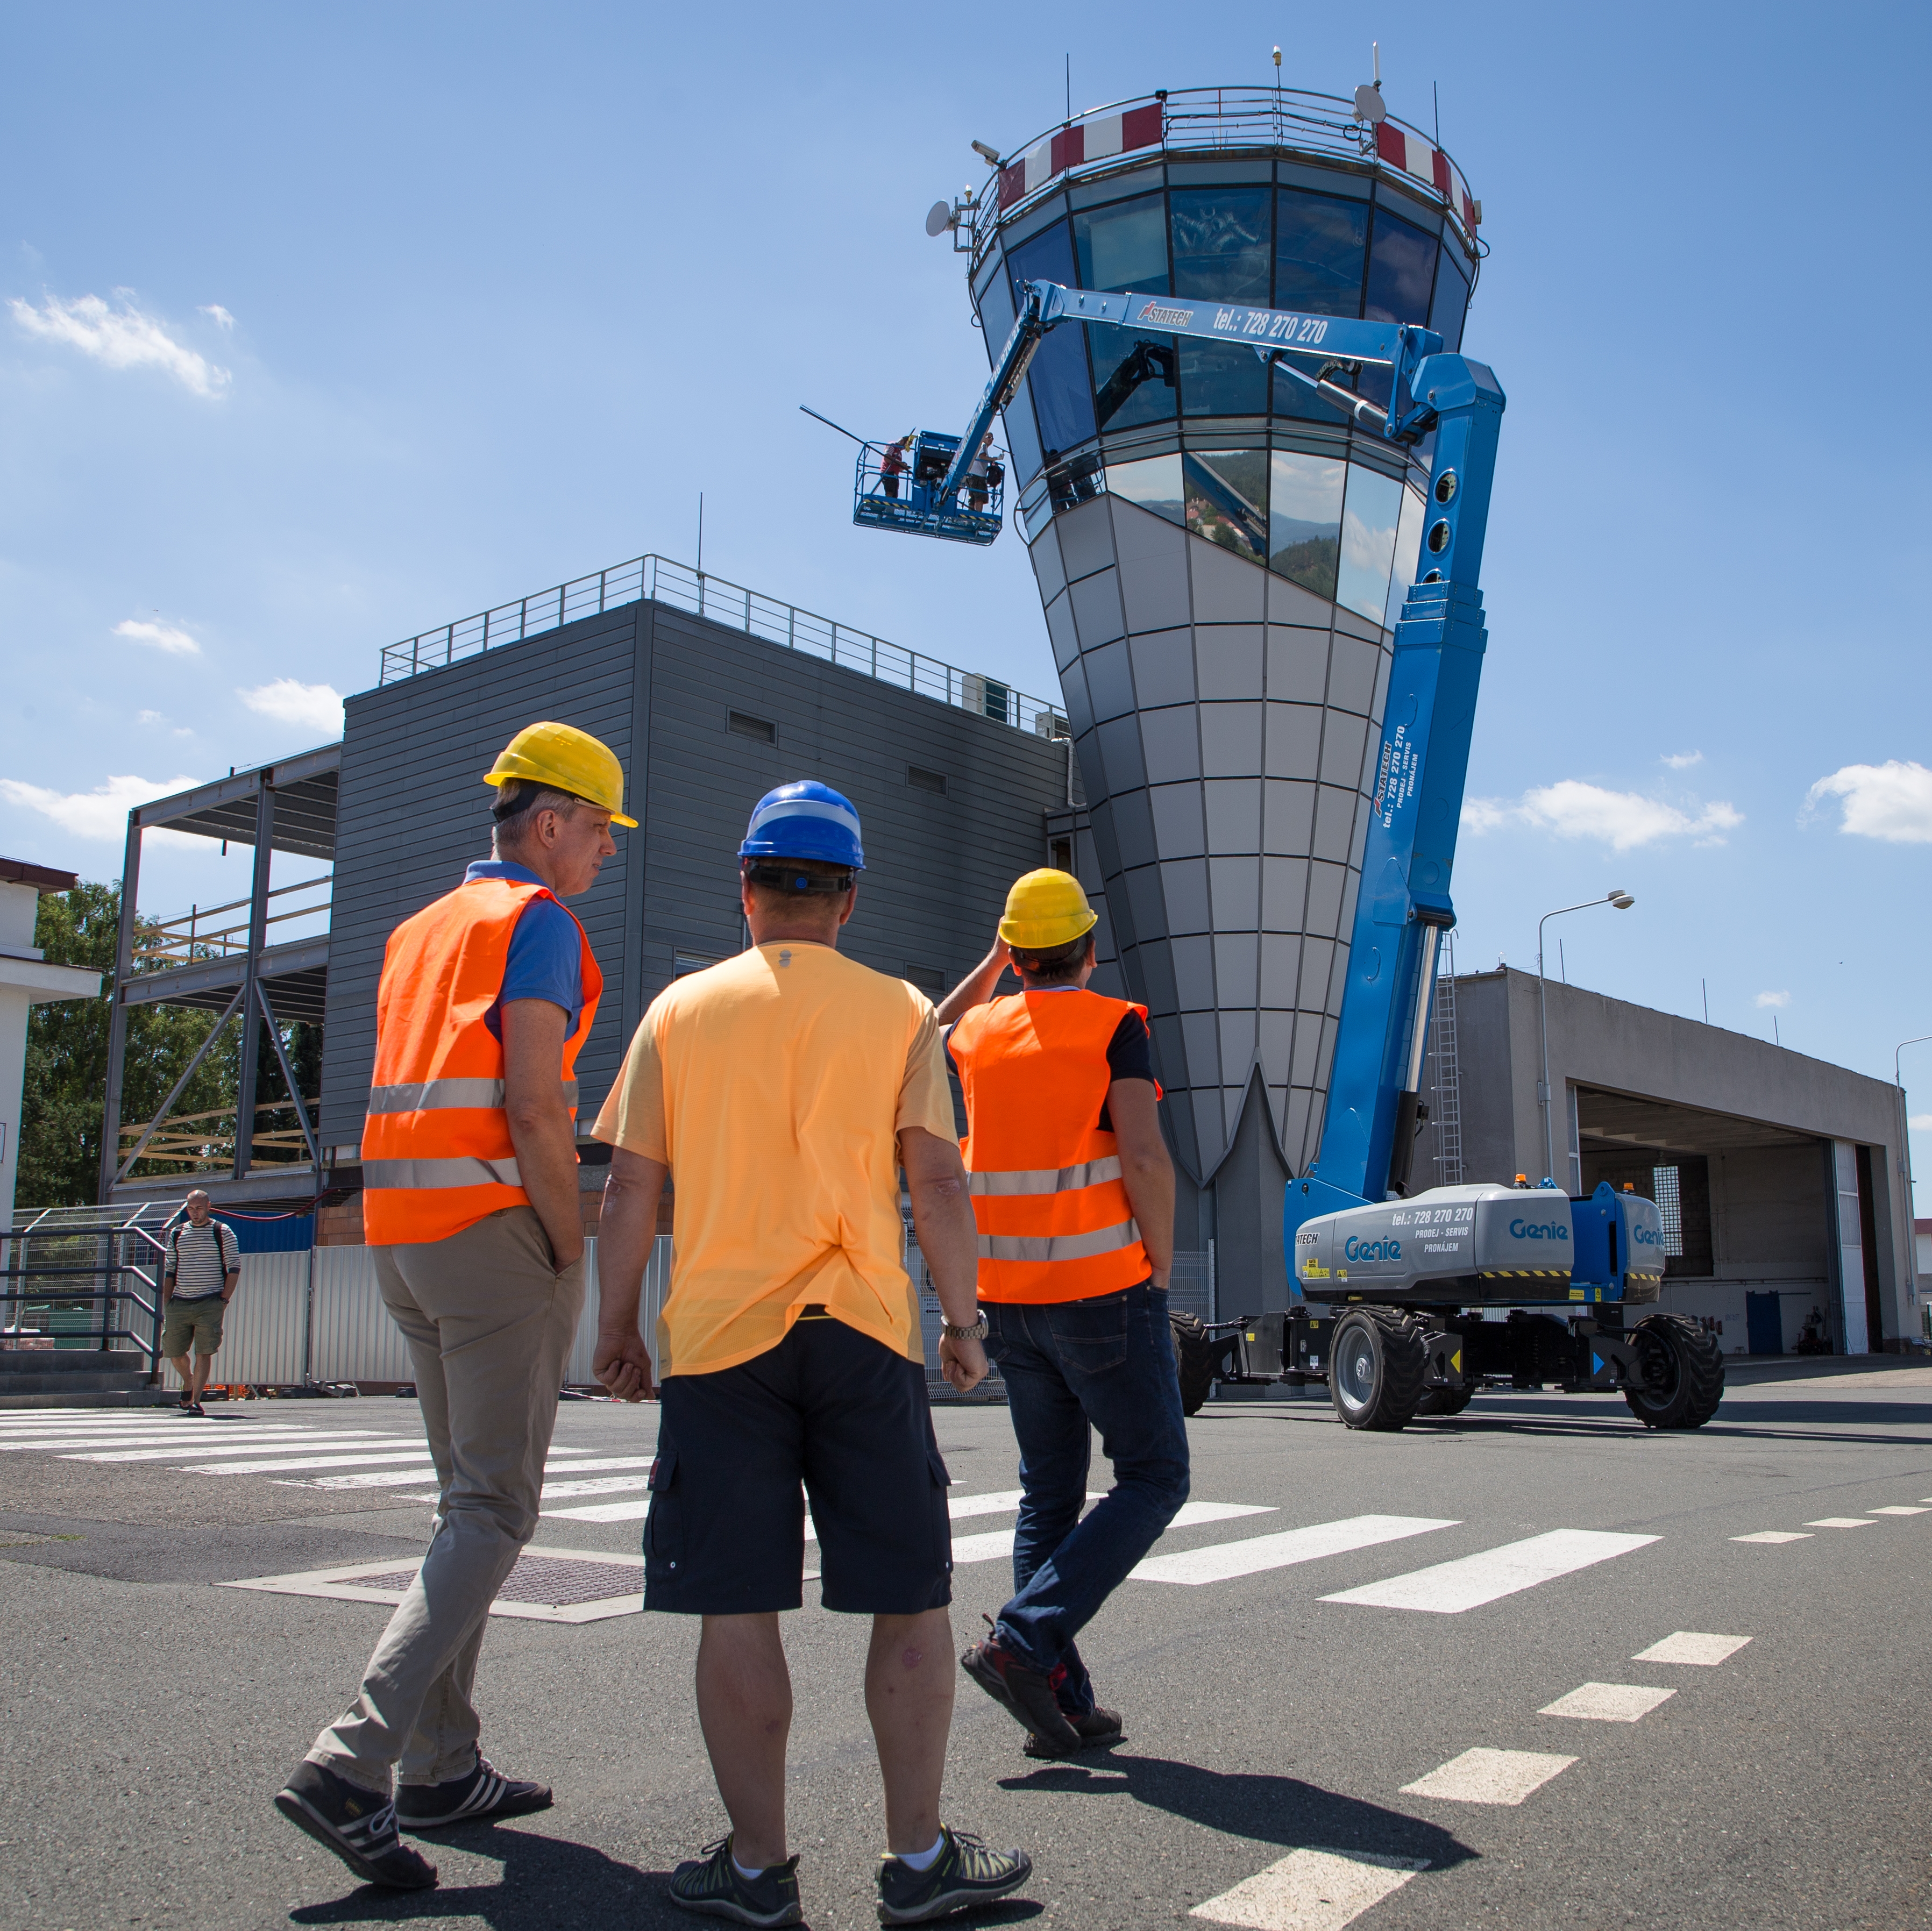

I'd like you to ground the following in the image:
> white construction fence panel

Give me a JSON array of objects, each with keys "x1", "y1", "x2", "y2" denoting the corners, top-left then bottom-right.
[{"x1": 169, "y1": 1236, "x2": 675, "y2": 1390}]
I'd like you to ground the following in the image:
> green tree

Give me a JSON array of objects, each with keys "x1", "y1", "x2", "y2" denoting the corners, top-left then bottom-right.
[{"x1": 18, "y1": 882, "x2": 240, "y2": 1208}]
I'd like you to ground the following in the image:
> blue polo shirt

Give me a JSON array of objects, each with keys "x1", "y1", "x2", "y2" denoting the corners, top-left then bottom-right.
[{"x1": 464, "y1": 860, "x2": 585, "y2": 1037}]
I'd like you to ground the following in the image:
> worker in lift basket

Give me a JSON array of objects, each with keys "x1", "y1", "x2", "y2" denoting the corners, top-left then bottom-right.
[
  {"x1": 274, "y1": 721, "x2": 633, "y2": 1892},
  {"x1": 589, "y1": 780, "x2": 1033, "y2": 1927},
  {"x1": 937, "y1": 868, "x2": 1188, "y2": 1758}
]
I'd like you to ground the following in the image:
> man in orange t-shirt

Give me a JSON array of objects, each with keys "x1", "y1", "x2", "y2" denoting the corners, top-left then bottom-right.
[{"x1": 591, "y1": 781, "x2": 1032, "y2": 1928}]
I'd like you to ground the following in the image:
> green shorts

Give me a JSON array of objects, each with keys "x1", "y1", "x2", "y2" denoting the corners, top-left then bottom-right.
[{"x1": 161, "y1": 1296, "x2": 226, "y2": 1358}]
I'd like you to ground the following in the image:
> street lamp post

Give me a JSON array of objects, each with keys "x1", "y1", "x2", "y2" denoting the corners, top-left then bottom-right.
[{"x1": 1538, "y1": 890, "x2": 1637, "y2": 1188}]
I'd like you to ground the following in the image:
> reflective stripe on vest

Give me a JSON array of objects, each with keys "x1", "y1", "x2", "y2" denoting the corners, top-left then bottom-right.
[
  {"x1": 977, "y1": 1218, "x2": 1142, "y2": 1264},
  {"x1": 968, "y1": 1155, "x2": 1122, "y2": 1197},
  {"x1": 366, "y1": 1077, "x2": 579, "y2": 1115},
  {"x1": 947, "y1": 988, "x2": 1156, "y2": 1304},
  {"x1": 360, "y1": 876, "x2": 601, "y2": 1248},
  {"x1": 361, "y1": 1156, "x2": 523, "y2": 1189}
]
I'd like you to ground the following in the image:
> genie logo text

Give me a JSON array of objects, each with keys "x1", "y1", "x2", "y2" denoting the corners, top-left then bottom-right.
[
  {"x1": 1632, "y1": 1223, "x2": 1662, "y2": 1246},
  {"x1": 1343, "y1": 1235, "x2": 1401, "y2": 1263},
  {"x1": 1508, "y1": 1219, "x2": 1570, "y2": 1241}
]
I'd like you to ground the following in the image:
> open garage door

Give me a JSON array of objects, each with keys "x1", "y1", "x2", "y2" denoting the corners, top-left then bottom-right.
[{"x1": 1574, "y1": 1087, "x2": 1843, "y2": 1357}]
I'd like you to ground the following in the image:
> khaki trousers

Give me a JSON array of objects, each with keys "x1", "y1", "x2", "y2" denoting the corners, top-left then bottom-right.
[{"x1": 308, "y1": 1207, "x2": 585, "y2": 1789}]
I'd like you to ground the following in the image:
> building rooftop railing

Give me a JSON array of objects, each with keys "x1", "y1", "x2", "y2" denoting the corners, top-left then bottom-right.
[
  {"x1": 961, "y1": 84, "x2": 1480, "y2": 275},
  {"x1": 378, "y1": 553, "x2": 1068, "y2": 740}
]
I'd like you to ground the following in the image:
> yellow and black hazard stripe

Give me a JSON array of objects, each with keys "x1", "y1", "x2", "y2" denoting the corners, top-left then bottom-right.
[{"x1": 1479, "y1": 1268, "x2": 1572, "y2": 1280}]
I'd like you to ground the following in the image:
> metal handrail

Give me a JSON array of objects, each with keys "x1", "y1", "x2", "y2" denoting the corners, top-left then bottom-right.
[
  {"x1": 133, "y1": 874, "x2": 333, "y2": 966},
  {"x1": 377, "y1": 554, "x2": 1067, "y2": 739},
  {"x1": 961, "y1": 84, "x2": 1481, "y2": 275}
]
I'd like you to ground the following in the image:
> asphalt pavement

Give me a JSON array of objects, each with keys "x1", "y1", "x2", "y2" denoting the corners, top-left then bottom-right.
[{"x1": 3, "y1": 1357, "x2": 1930, "y2": 1930}]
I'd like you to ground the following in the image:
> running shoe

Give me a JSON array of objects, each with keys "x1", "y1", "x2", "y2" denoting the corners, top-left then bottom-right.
[
  {"x1": 667, "y1": 1835, "x2": 802, "y2": 1925},
  {"x1": 877, "y1": 1828, "x2": 1032, "y2": 1924},
  {"x1": 1023, "y1": 1704, "x2": 1124, "y2": 1759},
  {"x1": 960, "y1": 1626, "x2": 1081, "y2": 1753},
  {"x1": 274, "y1": 1760, "x2": 437, "y2": 1890},
  {"x1": 395, "y1": 1755, "x2": 551, "y2": 1829}
]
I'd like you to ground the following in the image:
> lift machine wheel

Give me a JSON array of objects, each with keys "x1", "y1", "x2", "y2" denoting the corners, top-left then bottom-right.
[
  {"x1": 1328, "y1": 1307, "x2": 1427, "y2": 1431},
  {"x1": 1170, "y1": 1311, "x2": 1217, "y2": 1417},
  {"x1": 1622, "y1": 1312, "x2": 1725, "y2": 1429}
]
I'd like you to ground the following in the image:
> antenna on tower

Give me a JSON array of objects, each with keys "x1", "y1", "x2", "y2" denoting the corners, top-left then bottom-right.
[{"x1": 1373, "y1": 40, "x2": 1381, "y2": 86}]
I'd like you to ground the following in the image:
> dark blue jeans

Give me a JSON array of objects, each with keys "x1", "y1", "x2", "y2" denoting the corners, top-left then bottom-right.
[{"x1": 982, "y1": 1282, "x2": 1190, "y2": 1714}]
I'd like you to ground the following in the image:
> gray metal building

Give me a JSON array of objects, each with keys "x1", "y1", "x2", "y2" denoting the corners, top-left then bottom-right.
[{"x1": 100, "y1": 557, "x2": 1077, "y2": 1224}]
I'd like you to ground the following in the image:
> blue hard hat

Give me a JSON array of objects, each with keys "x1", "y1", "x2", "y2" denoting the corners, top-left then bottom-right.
[{"x1": 738, "y1": 780, "x2": 866, "y2": 871}]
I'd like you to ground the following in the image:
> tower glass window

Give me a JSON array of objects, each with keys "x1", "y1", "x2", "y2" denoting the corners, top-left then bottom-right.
[
  {"x1": 1171, "y1": 187, "x2": 1272, "y2": 417},
  {"x1": 1336, "y1": 466, "x2": 1405, "y2": 623},
  {"x1": 1184, "y1": 451, "x2": 1268, "y2": 564},
  {"x1": 1006, "y1": 222, "x2": 1096, "y2": 459},
  {"x1": 1267, "y1": 452, "x2": 1345, "y2": 598},
  {"x1": 1074, "y1": 192, "x2": 1176, "y2": 431}
]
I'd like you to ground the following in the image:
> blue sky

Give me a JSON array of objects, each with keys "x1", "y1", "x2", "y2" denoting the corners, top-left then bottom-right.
[{"x1": 5, "y1": 2, "x2": 1930, "y2": 1193}]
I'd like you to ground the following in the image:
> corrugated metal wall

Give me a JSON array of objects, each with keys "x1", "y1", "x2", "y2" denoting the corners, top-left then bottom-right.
[
  {"x1": 322, "y1": 595, "x2": 1072, "y2": 1151},
  {"x1": 163, "y1": 1237, "x2": 674, "y2": 1390}
]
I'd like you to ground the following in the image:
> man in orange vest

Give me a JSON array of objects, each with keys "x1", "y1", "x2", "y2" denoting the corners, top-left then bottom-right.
[
  {"x1": 589, "y1": 781, "x2": 1033, "y2": 1927},
  {"x1": 275, "y1": 722, "x2": 632, "y2": 1892},
  {"x1": 940, "y1": 869, "x2": 1187, "y2": 1759}
]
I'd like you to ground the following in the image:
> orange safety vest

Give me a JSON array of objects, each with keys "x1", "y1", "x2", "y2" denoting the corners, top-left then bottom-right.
[
  {"x1": 360, "y1": 878, "x2": 602, "y2": 1247},
  {"x1": 947, "y1": 989, "x2": 1158, "y2": 1303}
]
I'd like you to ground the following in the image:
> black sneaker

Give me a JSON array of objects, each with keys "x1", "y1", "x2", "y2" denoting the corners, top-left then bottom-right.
[
  {"x1": 395, "y1": 1755, "x2": 551, "y2": 1829},
  {"x1": 1023, "y1": 1704, "x2": 1124, "y2": 1759},
  {"x1": 667, "y1": 1835, "x2": 802, "y2": 1925},
  {"x1": 274, "y1": 1760, "x2": 437, "y2": 1890},
  {"x1": 877, "y1": 1828, "x2": 1032, "y2": 1924},
  {"x1": 960, "y1": 1627, "x2": 1081, "y2": 1754}
]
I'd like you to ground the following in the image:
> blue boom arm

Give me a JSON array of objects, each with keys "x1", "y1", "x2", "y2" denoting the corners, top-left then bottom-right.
[
  {"x1": 939, "y1": 282, "x2": 1445, "y2": 502},
  {"x1": 924, "y1": 282, "x2": 1507, "y2": 1254}
]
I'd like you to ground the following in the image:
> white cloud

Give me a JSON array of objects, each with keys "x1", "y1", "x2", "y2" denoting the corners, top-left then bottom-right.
[
  {"x1": 1803, "y1": 760, "x2": 1932, "y2": 844},
  {"x1": 115, "y1": 616, "x2": 201, "y2": 657},
  {"x1": 198, "y1": 303, "x2": 235, "y2": 331},
  {"x1": 238, "y1": 678, "x2": 344, "y2": 737},
  {"x1": 1462, "y1": 780, "x2": 1743, "y2": 851},
  {"x1": 1755, "y1": 989, "x2": 1791, "y2": 1009},
  {"x1": 0, "y1": 772, "x2": 201, "y2": 842},
  {"x1": 136, "y1": 709, "x2": 163, "y2": 725},
  {"x1": 1911, "y1": 1114, "x2": 1932, "y2": 1131},
  {"x1": 1661, "y1": 750, "x2": 1703, "y2": 769},
  {"x1": 9, "y1": 290, "x2": 231, "y2": 397}
]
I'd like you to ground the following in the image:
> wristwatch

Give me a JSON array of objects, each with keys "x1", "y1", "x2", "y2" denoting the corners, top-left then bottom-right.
[{"x1": 942, "y1": 1317, "x2": 989, "y2": 1342}]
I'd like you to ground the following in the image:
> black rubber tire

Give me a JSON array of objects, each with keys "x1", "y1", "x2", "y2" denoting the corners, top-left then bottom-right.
[
  {"x1": 1623, "y1": 1313, "x2": 1725, "y2": 1429},
  {"x1": 1414, "y1": 1382, "x2": 1475, "y2": 1417},
  {"x1": 1170, "y1": 1312, "x2": 1217, "y2": 1418},
  {"x1": 1328, "y1": 1307, "x2": 1426, "y2": 1431}
]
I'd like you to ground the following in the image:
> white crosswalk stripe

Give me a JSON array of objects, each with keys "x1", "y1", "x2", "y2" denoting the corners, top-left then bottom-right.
[
  {"x1": 1191, "y1": 1847, "x2": 1426, "y2": 1929},
  {"x1": 1401, "y1": 1747, "x2": 1576, "y2": 1806},
  {"x1": 1538, "y1": 1681, "x2": 1675, "y2": 1722},
  {"x1": 1131, "y1": 1514, "x2": 1455, "y2": 1588},
  {"x1": 65, "y1": 1433, "x2": 402, "y2": 1463},
  {"x1": 1320, "y1": 1529, "x2": 1659, "y2": 1614},
  {"x1": 1634, "y1": 1631, "x2": 1750, "y2": 1666}
]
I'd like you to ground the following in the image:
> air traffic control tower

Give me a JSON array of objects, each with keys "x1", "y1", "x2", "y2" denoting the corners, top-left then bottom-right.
[{"x1": 955, "y1": 84, "x2": 1481, "y2": 1306}]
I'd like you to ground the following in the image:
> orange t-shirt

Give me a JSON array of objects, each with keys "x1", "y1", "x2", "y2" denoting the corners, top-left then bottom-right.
[{"x1": 592, "y1": 943, "x2": 956, "y2": 1376}]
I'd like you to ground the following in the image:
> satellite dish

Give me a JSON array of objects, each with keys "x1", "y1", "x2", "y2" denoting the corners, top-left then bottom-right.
[
  {"x1": 1354, "y1": 82, "x2": 1387, "y2": 123},
  {"x1": 925, "y1": 199, "x2": 954, "y2": 238}
]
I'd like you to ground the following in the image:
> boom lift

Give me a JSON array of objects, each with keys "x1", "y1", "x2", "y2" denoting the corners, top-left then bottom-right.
[{"x1": 861, "y1": 277, "x2": 1725, "y2": 1436}]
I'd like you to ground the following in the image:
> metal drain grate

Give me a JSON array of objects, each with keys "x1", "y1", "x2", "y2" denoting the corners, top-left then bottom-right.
[
  {"x1": 495, "y1": 1555, "x2": 642, "y2": 1606},
  {"x1": 348, "y1": 1555, "x2": 641, "y2": 1607}
]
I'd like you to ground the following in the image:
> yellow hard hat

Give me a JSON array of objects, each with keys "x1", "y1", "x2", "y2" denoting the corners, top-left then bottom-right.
[
  {"x1": 998, "y1": 868, "x2": 1098, "y2": 950},
  {"x1": 484, "y1": 722, "x2": 636, "y2": 826}
]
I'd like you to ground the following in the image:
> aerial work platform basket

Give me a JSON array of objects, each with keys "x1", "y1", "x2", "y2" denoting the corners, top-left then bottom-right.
[{"x1": 854, "y1": 430, "x2": 1003, "y2": 545}]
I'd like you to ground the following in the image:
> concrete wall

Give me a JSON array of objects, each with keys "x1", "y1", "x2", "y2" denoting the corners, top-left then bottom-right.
[{"x1": 321, "y1": 595, "x2": 1072, "y2": 1151}]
